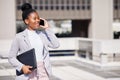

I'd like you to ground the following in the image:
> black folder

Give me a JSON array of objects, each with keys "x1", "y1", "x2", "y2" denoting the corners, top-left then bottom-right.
[{"x1": 16, "y1": 48, "x2": 37, "y2": 76}]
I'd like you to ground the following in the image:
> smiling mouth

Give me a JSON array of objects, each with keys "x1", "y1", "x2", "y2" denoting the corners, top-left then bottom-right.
[{"x1": 35, "y1": 23, "x2": 39, "y2": 26}]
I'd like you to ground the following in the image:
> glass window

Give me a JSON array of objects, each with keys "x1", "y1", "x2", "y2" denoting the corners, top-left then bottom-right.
[
  {"x1": 39, "y1": 6, "x2": 43, "y2": 10},
  {"x1": 82, "y1": 5, "x2": 85, "y2": 10},
  {"x1": 34, "y1": 6, "x2": 38, "y2": 9},
  {"x1": 87, "y1": 0, "x2": 90, "y2": 4},
  {"x1": 45, "y1": 6, "x2": 48, "y2": 10},
  {"x1": 87, "y1": 5, "x2": 90, "y2": 10},
  {"x1": 67, "y1": 5, "x2": 70, "y2": 10},
  {"x1": 33, "y1": 0, "x2": 38, "y2": 9},
  {"x1": 56, "y1": 0, "x2": 59, "y2": 4},
  {"x1": 27, "y1": 0, "x2": 32, "y2": 4},
  {"x1": 71, "y1": 5, "x2": 75, "y2": 10},
  {"x1": 115, "y1": 5, "x2": 118, "y2": 9},
  {"x1": 23, "y1": 0, "x2": 27, "y2": 3},
  {"x1": 34, "y1": 0, "x2": 37, "y2": 4},
  {"x1": 61, "y1": 0, "x2": 64, "y2": 4},
  {"x1": 77, "y1": 0, "x2": 80, "y2": 4},
  {"x1": 61, "y1": 5, "x2": 64, "y2": 10},
  {"x1": 40, "y1": 0, "x2": 43, "y2": 4},
  {"x1": 77, "y1": 5, "x2": 80, "y2": 10},
  {"x1": 114, "y1": 0, "x2": 118, "y2": 9},
  {"x1": 17, "y1": 0, "x2": 21, "y2": 5},
  {"x1": 56, "y1": 6, "x2": 59, "y2": 10},
  {"x1": 114, "y1": 0, "x2": 118, "y2": 5},
  {"x1": 48, "y1": 20, "x2": 72, "y2": 37},
  {"x1": 45, "y1": 0, "x2": 48, "y2": 4},
  {"x1": 82, "y1": 0, "x2": 85, "y2": 4},
  {"x1": 72, "y1": 0, "x2": 74, "y2": 4},
  {"x1": 17, "y1": 6, "x2": 21, "y2": 10},
  {"x1": 51, "y1": 0, "x2": 53, "y2": 4},
  {"x1": 51, "y1": 6, "x2": 54, "y2": 10},
  {"x1": 67, "y1": 0, "x2": 69, "y2": 4}
]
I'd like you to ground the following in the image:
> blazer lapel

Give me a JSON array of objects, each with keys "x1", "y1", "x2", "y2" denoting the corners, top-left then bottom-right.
[
  {"x1": 22, "y1": 29, "x2": 31, "y2": 49},
  {"x1": 39, "y1": 31, "x2": 48, "y2": 59}
]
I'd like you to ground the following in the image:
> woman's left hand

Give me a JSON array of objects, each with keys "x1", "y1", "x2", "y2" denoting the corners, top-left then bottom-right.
[{"x1": 40, "y1": 18, "x2": 49, "y2": 30}]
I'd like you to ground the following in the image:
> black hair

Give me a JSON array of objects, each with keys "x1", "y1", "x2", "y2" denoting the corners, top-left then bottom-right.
[{"x1": 21, "y1": 3, "x2": 36, "y2": 21}]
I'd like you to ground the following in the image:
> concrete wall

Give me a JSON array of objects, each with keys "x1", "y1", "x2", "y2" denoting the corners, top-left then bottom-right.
[
  {"x1": 0, "y1": 0, "x2": 16, "y2": 39},
  {"x1": 91, "y1": 0, "x2": 113, "y2": 39},
  {"x1": 91, "y1": 0, "x2": 113, "y2": 62}
]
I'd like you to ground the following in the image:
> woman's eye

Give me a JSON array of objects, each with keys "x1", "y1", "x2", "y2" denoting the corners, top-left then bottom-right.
[{"x1": 33, "y1": 18, "x2": 36, "y2": 20}]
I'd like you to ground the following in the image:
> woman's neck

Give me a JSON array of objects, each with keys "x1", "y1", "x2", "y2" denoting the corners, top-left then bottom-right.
[{"x1": 27, "y1": 27, "x2": 35, "y2": 31}]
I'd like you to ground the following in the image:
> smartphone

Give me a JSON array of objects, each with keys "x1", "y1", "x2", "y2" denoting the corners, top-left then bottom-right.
[{"x1": 39, "y1": 19, "x2": 44, "y2": 26}]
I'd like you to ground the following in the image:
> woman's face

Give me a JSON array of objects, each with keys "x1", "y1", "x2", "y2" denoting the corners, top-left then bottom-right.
[{"x1": 25, "y1": 12, "x2": 40, "y2": 30}]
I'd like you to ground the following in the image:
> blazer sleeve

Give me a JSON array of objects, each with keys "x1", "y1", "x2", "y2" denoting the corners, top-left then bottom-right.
[
  {"x1": 8, "y1": 35, "x2": 24, "y2": 72},
  {"x1": 43, "y1": 28, "x2": 60, "y2": 49}
]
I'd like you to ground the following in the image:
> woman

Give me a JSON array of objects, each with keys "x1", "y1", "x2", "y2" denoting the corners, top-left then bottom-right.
[{"x1": 8, "y1": 3, "x2": 59, "y2": 80}]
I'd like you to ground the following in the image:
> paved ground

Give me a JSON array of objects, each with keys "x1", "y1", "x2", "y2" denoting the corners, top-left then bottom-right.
[{"x1": 0, "y1": 57, "x2": 120, "y2": 80}]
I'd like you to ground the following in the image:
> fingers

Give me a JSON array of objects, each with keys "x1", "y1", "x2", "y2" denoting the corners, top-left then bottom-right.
[
  {"x1": 40, "y1": 18, "x2": 45, "y2": 21},
  {"x1": 22, "y1": 65, "x2": 33, "y2": 74},
  {"x1": 26, "y1": 65, "x2": 32, "y2": 73},
  {"x1": 27, "y1": 65, "x2": 33, "y2": 69}
]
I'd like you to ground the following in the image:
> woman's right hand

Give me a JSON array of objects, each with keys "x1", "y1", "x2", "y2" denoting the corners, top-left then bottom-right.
[{"x1": 21, "y1": 65, "x2": 32, "y2": 74}]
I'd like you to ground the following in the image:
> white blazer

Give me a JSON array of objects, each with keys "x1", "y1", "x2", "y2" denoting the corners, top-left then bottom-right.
[{"x1": 8, "y1": 28, "x2": 60, "y2": 80}]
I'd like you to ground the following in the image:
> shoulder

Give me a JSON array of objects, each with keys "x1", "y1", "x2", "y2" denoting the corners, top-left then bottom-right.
[
  {"x1": 15, "y1": 29, "x2": 27, "y2": 39},
  {"x1": 16, "y1": 29, "x2": 27, "y2": 37}
]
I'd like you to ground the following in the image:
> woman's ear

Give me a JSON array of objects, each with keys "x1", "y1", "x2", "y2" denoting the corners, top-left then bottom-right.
[{"x1": 25, "y1": 19, "x2": 29, "y2": 25}]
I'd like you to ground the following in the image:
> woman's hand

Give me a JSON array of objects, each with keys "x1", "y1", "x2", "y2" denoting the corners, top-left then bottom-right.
[
  {"x1": 22, "y1": 65, "x2": 32, "y2": 74},
  {"x1": 40, "y1": 18, "x2": 49, "y2": 30}
]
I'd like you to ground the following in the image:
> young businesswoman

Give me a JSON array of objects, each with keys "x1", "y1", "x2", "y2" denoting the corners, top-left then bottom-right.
[{"x1": 8, "y1": 3, "x2": 59, "y2": 80}]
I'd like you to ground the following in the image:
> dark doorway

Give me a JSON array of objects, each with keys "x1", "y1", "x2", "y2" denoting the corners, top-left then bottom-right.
[{"x1": 71, "y1": 20, "x2": 90, "y2": 37}]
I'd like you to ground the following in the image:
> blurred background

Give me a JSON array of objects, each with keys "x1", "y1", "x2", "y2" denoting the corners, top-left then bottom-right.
[{"x1": 0, "y1": 0, "x2": 120, "y2": 80}]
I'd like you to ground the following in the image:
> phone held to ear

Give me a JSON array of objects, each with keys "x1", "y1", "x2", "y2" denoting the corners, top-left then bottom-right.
[{"x1": 39, "y1": 19, "x2": 44, "y2": 26}]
